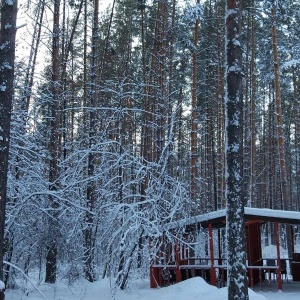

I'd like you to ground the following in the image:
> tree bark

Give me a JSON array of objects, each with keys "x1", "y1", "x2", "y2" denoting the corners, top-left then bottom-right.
[
  {"x1": 23, "y1": 0, "x2": 45, "y2": 110},
  {"x1": 271, "y1": 6, "x2": 293, "y2": 258},
  {"x1": 191, "y1": 0, "x2": 200, "y2": 202},
  {"x1": 0, "y1": 0, "x2": 18, "y2": 297},
  {"x1": 45, "y1": 0, "x2": 61, "y2": 284},
  {"x1": 216, "y1": 1, "x2": 225, "y2": 209},
  {"x1": 250, "y1": 0, "x2": 257, "y2": 207},
  {"x1": 84, "y1": 0, "x2": 99, "y2": 282},
  {"x1": 292, "y1": 69, "x2": 300, "y2": 210},
  {"x1": 225, "y1": 1, "x2": 249, "y2": 299},
  {"x1": 271, "y1": 8, "x2": 289, "y2": 211}
]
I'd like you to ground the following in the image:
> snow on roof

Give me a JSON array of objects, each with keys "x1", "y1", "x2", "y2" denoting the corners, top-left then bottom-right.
[
  {"x1": 245, "y1": 207, "x2": 300, "y2": 224},
  {"x1": 164, "y1": 207, "x2": 300, "y2": 231}
]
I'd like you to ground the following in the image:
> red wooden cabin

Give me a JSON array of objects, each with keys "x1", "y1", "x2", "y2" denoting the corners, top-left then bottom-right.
[{"x1": 150, "y1": 207, "x2": 300, "y2": 290}]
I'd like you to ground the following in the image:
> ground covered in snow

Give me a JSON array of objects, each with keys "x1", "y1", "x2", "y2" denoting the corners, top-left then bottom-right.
[{"x1": 5, "y1": 276, "x2": 300, "y2": 300}]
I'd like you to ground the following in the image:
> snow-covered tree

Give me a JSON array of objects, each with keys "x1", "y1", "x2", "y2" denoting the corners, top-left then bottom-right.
[
  {"x1": 225, "y1": 1, "x2": 249, "y2": 299},
  {"x1": 0, "y1": 0, "x2": 18, "y2": 298}
]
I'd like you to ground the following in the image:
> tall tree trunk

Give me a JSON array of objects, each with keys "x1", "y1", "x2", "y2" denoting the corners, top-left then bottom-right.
[
  {"x1": 243, "y1": 3, "x2": 251, "y2": 208},
  {"x1": 271, "y1": 7, "x2": 289, "y2": 211},
  {"x1": 268, "y1": 100, "x2": 277, "y2": 209},
  {"x1": 225, "y1": 1, "x2": 249, "y2": 299},
  {"x1": 23, "y1": 0, "x2": 45, "y2": 110},
  {"x1": 84, "y1": 0, "x2": 99, "y2": 282},
  {"x1": 45, "y1": 0, "x2": 61, "y2": 284},
  {"x1": 292, "y1": 69, "x2": 300, "y2": 210},
  {"x1": 60, "y1": 0, "x2": 84, "y2": 84},
  {"x1": 0, "y1": 0, "x2": 18, "y2": 297},
  {"x1": 216, "y1": 2, "x2": 225, "y2": 209},
  {"x1": 191, "y1": 0, "x2": 200, "y2": 202},
  {"x1": 167, "y1": 0, "x2": 176, "y2": 177},
  {"x1": 5, "y1": 1, "x2": 45, "y2": 288},
  {"x1": 140, "y1": 0, "x2": 159, "y2": 195},
  {"x1": 206, "y1": 0, "x2": 218, "y2": 211},
  {"x1": 271, "y1": 6, "x2": 292, "y2": 258},
  {"x1": 155, "y1": 0, "x2": 168, "y2": 163},
  {"x1": 250, "y1": 0, "x2": 257, "y2": 207},
  {"x1": 82, "y1": 0, "x2": 88, "y2": 137}
]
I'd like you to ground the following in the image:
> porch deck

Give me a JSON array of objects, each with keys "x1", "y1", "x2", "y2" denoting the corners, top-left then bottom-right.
[{"x1": 252, "y1": 277, "x2": 300, "y2": 293}]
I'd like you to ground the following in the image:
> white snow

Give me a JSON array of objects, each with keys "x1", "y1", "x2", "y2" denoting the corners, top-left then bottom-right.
[
  {"x1": 228, "y1": 65, "x2": 242, "y2": 73},
  {"x1": 2, "y1": 62, "x2": 12, "y2": 69},
  {"x1": 0, "y1": 85, "x2": 7, "y2": 91},
  {"x1": 0, "y1": 42, "x2": 9, "y2": 50},
  {"x1": 225, "y1": 9, "x2": 238, "y2": 19},
  {"x1": 4, "y1": 23, "x2": 12, "y2": 29},
  {"x1": 245, "y1": 207, "x2": 300, "y2": 224},
  {"x1": 164, "y1": 207, "x2": 300, "y2": 231},
  {"x1": 232, "y1": 38, "x2": 241, "y2": 47},
  {"x1": 282, "y1": 59, "x2": 300, "y2": 70},
  {"x1": 6, "y1": 276, "x2": 300, "y2": 300}
]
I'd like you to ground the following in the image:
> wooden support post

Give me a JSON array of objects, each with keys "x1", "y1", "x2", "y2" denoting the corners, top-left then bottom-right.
[
  {"x1": 175, "y1": 242, "x2": 182, "y2": 283},
  {"x1": 209, "y1": 224, "x2": 217, "y2": 286},
  {"x1": 259, "y1": 268, "x2": 262, "y2": 291},
  {"x1": 275, "y1": 221, "x2": 283, "y2": 290},
  {"x1": 218, "y1": 229, "x2": 222, "y2": 265},
  {"x1": 291, "y1": 225, "x2": 295, "y2": 253},
  {"x1": 150, "y1": 265, "x2": 156, "y2": 288},
  {"x1": 149, "y1": 239, "x2": 157, "y2": 288}
]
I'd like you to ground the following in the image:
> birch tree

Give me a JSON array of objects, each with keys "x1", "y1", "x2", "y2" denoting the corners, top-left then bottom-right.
[{"x1": 225, "y1": 1, "x2": 249, "y2": 299}]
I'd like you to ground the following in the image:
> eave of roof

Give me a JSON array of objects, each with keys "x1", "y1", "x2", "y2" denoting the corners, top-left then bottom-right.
[{"x1": 164, "y1": 208, "x2": 300, "y2": 232}]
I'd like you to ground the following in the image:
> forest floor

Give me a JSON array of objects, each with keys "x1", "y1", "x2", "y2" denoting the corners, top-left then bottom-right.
[
  {"x1": 5, "y1": 275, "x2": 300, "y2": 300},
  {"x1": 252, "y1": 278, "x2": 300, "y2": 300},
  {"x1": 6, "y1": 245, "x2": 300, "y2": 299}
]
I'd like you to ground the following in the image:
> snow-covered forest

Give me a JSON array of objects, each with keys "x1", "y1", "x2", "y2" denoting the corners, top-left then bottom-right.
[{"x1": 1, "y1": 0, "x2": 300, "y2": 299}]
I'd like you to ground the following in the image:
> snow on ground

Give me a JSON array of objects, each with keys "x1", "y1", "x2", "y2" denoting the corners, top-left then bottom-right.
[
  {"x1": 262, "y1": 245, "x2": 288, "y2": 259},
  {"x1": 7, "y1": 276, "x2": 299, "y2": 300}
]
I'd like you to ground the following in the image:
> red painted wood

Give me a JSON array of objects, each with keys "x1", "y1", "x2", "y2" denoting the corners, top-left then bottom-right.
[
  {"x1": 275, "y1": 221, "x2": 283, "y2": 290},
  {"x1": 209, "y1": 224, "x2": 217, "y2": 286}
]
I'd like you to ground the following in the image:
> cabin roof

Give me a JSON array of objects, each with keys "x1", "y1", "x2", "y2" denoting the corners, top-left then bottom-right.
[{"x1": 164, "y1": 207, "x2": 300, "y2": 231}]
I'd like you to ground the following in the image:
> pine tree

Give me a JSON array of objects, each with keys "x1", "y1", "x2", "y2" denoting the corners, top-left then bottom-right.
[
  {"x1": 84, "y1": 0, "x2": 100, "y2": 282},
  {"x1": 45, "y1": 0, "x2": 61, "y2": 284},
  {"x1": 0, "y1": 0, "x2": 18, "y2": 297},
  {"x1": 225, "y1": 1, "x2": 249, "y2": 299}
]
